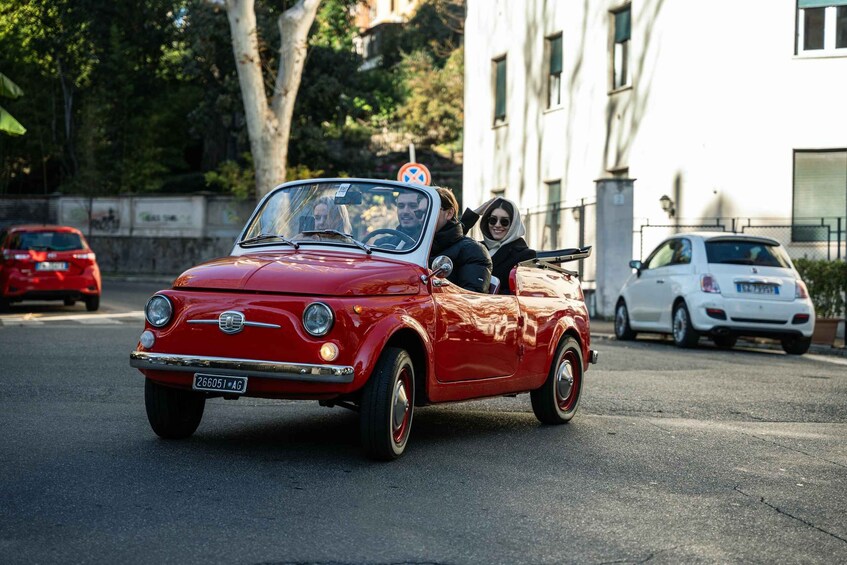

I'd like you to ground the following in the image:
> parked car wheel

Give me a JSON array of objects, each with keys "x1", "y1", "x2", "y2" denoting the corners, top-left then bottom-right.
[
  {"x1": 0, "y1": 297, "x2": 9, "y2": 313},
  {"x1": 712, "y1": 335, "x2": 737, "y2": 349},
  {"x1": 360, "y1": 347, "x2": 415, "y2": 460},
  {"x1": 672, "y1": 302, "x2": 699, "y2": 348},
  {"x1": 531, "y1": 336, "x2": 583, "y2": 425},
  {"x1": 85, "y1": 295, "x2": 100, "y2": 311},
  {"x1": 144, "y1": 379, "x2": 206, "y2": 439},
  {"x1": 64, "y1": 298, "x2": 76, "y2": 306},
  {"x1": 781, "y1": 336, "x2": 811, "y2": 355},
  {"x1": 614, "y1": 300, "x2": 637, "y2": 340}
]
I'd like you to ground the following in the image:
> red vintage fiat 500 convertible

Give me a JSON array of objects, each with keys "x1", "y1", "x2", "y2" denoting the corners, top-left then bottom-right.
[{"x1": 130, "y1": 179, "x2": 597, "y2": 459}]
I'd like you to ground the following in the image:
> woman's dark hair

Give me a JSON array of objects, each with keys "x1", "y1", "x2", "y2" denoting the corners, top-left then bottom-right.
[{"x1": 481, "y1": 198, "x2": 514, "y2": 238}]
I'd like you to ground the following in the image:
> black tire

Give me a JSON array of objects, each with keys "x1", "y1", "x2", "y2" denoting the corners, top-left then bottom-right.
[
  {"x1": 0, "y1": 297, "x2": 9, "y2": 313},
  {"x1": 672, "y1": 302, "x2": 699, "y2": 348},
  {"x1": 713, "y1": 335, "x2": 737, "y2": 349},
  {"x1": 531, "y1": 337, "x2": 583, "y2": 425},
  {"x1": 64, "y1": 298, "x2": 76, "y2": 306},
  {"x1": 614, "y1": 300, "x2": 637, "y2": 340},
  {"x1": 781, "y1": 336, "x2": 811, "y2": 355},
  {"x1": 144, "y1": 379, "x2": 206, "y2": 439},
  {"x1": 85, "y1": 295, "x2": 100, "y2": 311},
  {"x1": 360, "y1": 347, "x2": 415, "y2": 460}
]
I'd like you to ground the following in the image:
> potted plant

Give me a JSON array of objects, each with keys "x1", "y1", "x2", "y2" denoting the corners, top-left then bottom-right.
[{"x1": 794, "y1": 258, "x2": 847, "y2": 345}]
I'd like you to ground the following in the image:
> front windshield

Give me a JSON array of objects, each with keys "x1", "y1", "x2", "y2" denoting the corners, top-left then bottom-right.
[{"x1": 241, "y1": 181, "x2": 431, "y2": 252}]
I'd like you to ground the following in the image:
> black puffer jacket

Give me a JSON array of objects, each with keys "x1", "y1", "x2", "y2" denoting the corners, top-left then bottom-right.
[
  {"x1": 430, "y1": 218, "x2": 492, "y2": 293},
  {"x1": 490, "y1": 238, "x2": 536, "y2": 294}
]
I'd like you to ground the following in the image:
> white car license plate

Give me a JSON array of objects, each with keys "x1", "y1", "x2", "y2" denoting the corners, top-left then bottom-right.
[
  {"x1": 193, "y1": 373, "x2": 247, "y2": 394},
  {"x1": 736, "y1": 283, "x2": 778, "y2": 295},
  {"x1": 36, "y1": 261, "x2": 68, "y2": 271}
]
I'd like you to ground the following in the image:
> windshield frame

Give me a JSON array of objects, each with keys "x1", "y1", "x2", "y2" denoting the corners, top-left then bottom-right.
[{"x1": 232, "y1": 178, "x2": 439, "y2": 267}]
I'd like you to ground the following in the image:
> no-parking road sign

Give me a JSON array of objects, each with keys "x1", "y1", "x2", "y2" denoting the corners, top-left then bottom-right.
[{"x1": 397, "y1": 162, "x2": 431, "y2": 186}]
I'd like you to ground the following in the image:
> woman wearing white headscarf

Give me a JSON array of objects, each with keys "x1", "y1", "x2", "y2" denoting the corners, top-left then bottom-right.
[{"x1": 461, "y1": 197, "x2": 536, "y2": 294}]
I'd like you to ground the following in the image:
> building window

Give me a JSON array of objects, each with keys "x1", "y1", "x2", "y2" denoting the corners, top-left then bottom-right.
[
  {"x1": 797, "y1": 1, "x2": 847, "y2": 54},
  {"x1": 545, "y1": 180, "x2": 562, "y2": 248},
  {"x1": 793, "y1": 150, "x2": 847, "y2": 241},
  {"x1": 493, "y1": 56, "x2": 507, "y2": 124},
  {"x1": 547, "y1": 34, "x2": 563, "y2": 108},
  {"x1": 611, "y1": 5, "x2": 631, "y2": 89}
]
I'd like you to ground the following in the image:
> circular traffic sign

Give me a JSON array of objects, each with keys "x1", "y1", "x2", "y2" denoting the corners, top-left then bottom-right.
[{"x1": 397, "y1": 162, "x2": 431, "y2": 186}]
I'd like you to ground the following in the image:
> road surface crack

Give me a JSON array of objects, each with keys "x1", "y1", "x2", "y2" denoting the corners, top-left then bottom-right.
[
  {"x1": 734, "y1": 486, "x2": 847, "y2": 544},
  {"x1": 748, "y1": 433, "x2": 847, "y2": 469}
]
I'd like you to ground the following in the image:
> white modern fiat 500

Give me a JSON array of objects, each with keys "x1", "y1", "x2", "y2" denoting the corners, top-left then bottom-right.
[{"x1": 614, "y1": 232, "x2": 815, "y2": 354}]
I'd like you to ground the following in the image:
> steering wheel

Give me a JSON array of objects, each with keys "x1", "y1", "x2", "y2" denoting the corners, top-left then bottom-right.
[{"x1": 362, "y1": 228, "x2": 417, "y2": 249}]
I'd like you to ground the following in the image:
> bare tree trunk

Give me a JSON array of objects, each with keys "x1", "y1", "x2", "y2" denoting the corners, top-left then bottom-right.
[
  {"x1": 225, "y1": 0, "x2": 320, "y2": 200},
  {"x1": 56, "y1": 59, "x2": 79, "y2": 177}
]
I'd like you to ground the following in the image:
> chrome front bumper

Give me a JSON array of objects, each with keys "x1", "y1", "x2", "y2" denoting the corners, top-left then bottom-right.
[{"x1": 129, "y1": 351, "x2": 355, "y2": 384}]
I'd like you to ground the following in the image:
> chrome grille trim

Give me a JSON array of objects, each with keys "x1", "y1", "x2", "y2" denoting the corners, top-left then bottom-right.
[
  {"x1": 130, "y1": 351, "x2": 354, "y2": 383},
  {"x1": 187, "y1": 319, "x2": 281, "y2": 329}
]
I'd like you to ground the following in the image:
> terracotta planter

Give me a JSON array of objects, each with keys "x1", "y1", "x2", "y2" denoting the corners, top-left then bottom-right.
[{"x1": 811, "y1": 317, "x2": 840, "y2": 345}]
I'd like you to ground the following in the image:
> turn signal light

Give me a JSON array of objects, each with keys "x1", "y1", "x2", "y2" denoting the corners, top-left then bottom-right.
[{"x1": 320, "y1": 342, "x2": 339, "y2": 362}]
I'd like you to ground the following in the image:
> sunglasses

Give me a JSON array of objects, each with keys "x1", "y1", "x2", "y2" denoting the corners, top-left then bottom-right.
[{"x1": 488, "y1": 216, "x2": 511, "y2": 228}]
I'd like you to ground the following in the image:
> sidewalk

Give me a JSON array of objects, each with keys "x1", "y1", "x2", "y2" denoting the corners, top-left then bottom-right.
[{"x1": 589, "y1": 317, "x2": 847, "y2": 358}]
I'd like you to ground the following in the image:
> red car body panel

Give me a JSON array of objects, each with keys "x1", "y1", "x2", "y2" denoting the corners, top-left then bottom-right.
[
  {"x1": 133, "y1": 250, "x2": 592, "y2": 405},
  {"x1": 0, "y1": 225, "x2": 101, "y2": 301}
]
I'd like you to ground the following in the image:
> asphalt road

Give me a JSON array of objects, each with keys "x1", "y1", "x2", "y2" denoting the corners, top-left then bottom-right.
[{"x1": 1, "y1": 281, "x2": 846, "y2": 564}]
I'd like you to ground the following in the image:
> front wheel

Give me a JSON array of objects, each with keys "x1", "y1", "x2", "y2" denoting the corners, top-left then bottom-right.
[
  {"x1": 672, "y1": 303, "x2": 699, "y2": 348},
  {"x1": 531, "y1": 337, "x2": 583, "y2": 425},
  {"x1": 144, "y1": 379, "x2": 206, "y2": 439},
  {"x1": 360, "y1": 347, "x2": 415, "y2": 460},
  {"x1": 614, "y1": 301, "x2": 637, "y2": 340},
  {"x1": 781, "y1": 336, "x2": 811, "y2": 355}
]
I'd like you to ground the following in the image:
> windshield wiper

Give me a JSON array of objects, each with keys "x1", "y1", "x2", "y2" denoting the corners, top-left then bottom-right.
[
  {"x1": 238, "y1": 233, "x2": 299, "y2": 249},
  {"x1": 300, "y1": 230, "x2": 372, "y2": 254}
]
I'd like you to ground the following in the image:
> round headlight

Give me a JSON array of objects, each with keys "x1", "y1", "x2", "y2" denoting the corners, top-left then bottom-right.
[
  {"x1": 303, "y1": 302, "x2": 334, "y2": 337},
  {"x1": 145, "y1": 295, "x2": 173, "y2": 328}
]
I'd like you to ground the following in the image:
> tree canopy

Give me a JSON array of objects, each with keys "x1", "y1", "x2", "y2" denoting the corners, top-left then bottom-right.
[{"x1": 0, "y1": 0, "x2": 464, "y2": 196}]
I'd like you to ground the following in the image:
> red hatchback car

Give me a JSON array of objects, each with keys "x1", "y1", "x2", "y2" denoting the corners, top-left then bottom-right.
[
  {"x1": 0, "y1": 225, "x2": 101, "y2": 312},
  {"x1": 130, "y1": 179, "x2": 597, "y2": 459}
]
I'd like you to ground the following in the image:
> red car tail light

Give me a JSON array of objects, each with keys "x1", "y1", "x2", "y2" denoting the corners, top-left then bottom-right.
[
  {"x1": 700, "y1": 274, "x2": 721, "y2": 294},
  {"x1": 795, "y1": 280, "x2": 809, "y2": 299}
]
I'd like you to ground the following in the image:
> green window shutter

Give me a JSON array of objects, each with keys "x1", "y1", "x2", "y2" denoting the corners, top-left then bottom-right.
[
  {"x1": 615, "y1": 8, "x2": 631, "y2": 43},
  {"x1": 549, "y1": 35, "x2": 562, "y2": 75},
  {"x1": 799, "y1": 0, "x2": 847, "y2": 8},
  {"x1": 494, "y1": 58, "x2": 507, "y2": 119},
  {"x1": 793, "y1": 151, "x2": 847, "y2": 240}
]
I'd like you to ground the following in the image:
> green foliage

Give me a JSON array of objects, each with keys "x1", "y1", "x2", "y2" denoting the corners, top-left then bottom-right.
[
  {"x1": 794, "y1": 258, "x2": 847, "y2": 319},
  {"x1": 397, "y1": 46, "x2": 463, "y2": 147},
  {"x1": 205, "y1": 154, "x2": 255, "y2": 200}
]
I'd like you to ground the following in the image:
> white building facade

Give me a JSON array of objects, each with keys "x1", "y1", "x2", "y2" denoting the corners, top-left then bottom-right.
[{"x1": 462, "y1": 0, "x2": 847, "y2": 313}]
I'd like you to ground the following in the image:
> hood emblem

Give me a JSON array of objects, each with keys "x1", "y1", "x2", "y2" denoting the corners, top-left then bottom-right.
[{"x1": 218, "y1": 311, "x2": 245, "y2": 334}]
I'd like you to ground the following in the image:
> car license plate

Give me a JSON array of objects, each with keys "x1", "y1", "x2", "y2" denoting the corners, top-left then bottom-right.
[
  {"x1": 193, "y1": 373, "x2": 247, "y2": 394},
  {"x1": 736, "y1": 283, "x2": 778, "y2": 295},
  {"x1": 35, "y1": 261, "x2": 68, "y2": 271}
]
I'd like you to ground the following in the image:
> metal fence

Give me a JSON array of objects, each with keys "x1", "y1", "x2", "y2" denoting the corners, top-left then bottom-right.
[
  {"x1": 635, "y1": 217, "x2": 846, "y2": 262},
  {"x1": 522, "y1": 198, "x2": 597, "y2": 285}
]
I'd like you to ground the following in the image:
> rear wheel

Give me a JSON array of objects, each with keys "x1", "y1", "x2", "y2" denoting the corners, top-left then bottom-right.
[
  {"x1": 144, "y1": 379, "x2": 205, "y2": 439},
  {"x1": 614, "y1": 301, "x2": 637, "y2": 340},
  {"x1": 85, "y1": 295, "x2": 100, "y2": 311},
  {"x1": 713, "y1": 335, "x2": 737, "y2": 349},
  {"x1": 360, "y1": 347, "x2": 415, "y2": 460},
  {"x1": 531, "y1": 337, "x2": 583, "y2": 425},
  {"x1": 781, "y1": 336, "x2": 811, "y2": 355},
  {"x1": 0, "y1": 297, "x2": 9, "y2": 313},
  {"x1": 672, "y1": 303, "x2": 699, "y2": 348}
]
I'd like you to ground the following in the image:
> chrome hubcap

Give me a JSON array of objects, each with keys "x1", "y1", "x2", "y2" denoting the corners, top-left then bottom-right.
[
  {"x1": 615, "y1": 306, "x2": 626, "y2": 333},
  {"x1": 392, "y1": 380, "x2": 410, "y2": 433},
  {"x1": 556, "y1": 359, "x2": 574, "y2": 404},
  {"x1": 673, "y1": 308, "x2": 687, "y2": 341}
]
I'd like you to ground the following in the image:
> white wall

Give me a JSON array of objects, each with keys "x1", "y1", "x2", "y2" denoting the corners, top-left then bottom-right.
[{"x1": 463, "y1": 0, "x2": 847, "y2": 235}]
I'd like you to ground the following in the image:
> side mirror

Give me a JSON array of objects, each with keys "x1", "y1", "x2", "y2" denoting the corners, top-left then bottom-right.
[
  {"x1": 430, "y1": 255, "x2": 454, "y2": 279},
  {"x1": 629, "y1": 260, "x2": 643, "y2": 277}
]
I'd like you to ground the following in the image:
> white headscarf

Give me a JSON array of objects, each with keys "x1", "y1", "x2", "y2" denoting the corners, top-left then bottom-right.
[{"x1": 477, "y1": 197, "x2": 526, "y2": 257}]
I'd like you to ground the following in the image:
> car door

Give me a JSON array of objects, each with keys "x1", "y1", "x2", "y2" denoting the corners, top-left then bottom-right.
[
  {"x1": 654, "y1": 238, "x2": 695, "y2": 330},
  {"x1": 430, "y1": 281, "x2": 521, "y2": 382},
  {"x1": 627, "y1": 240, "x2": 675, "y2": 326}
]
